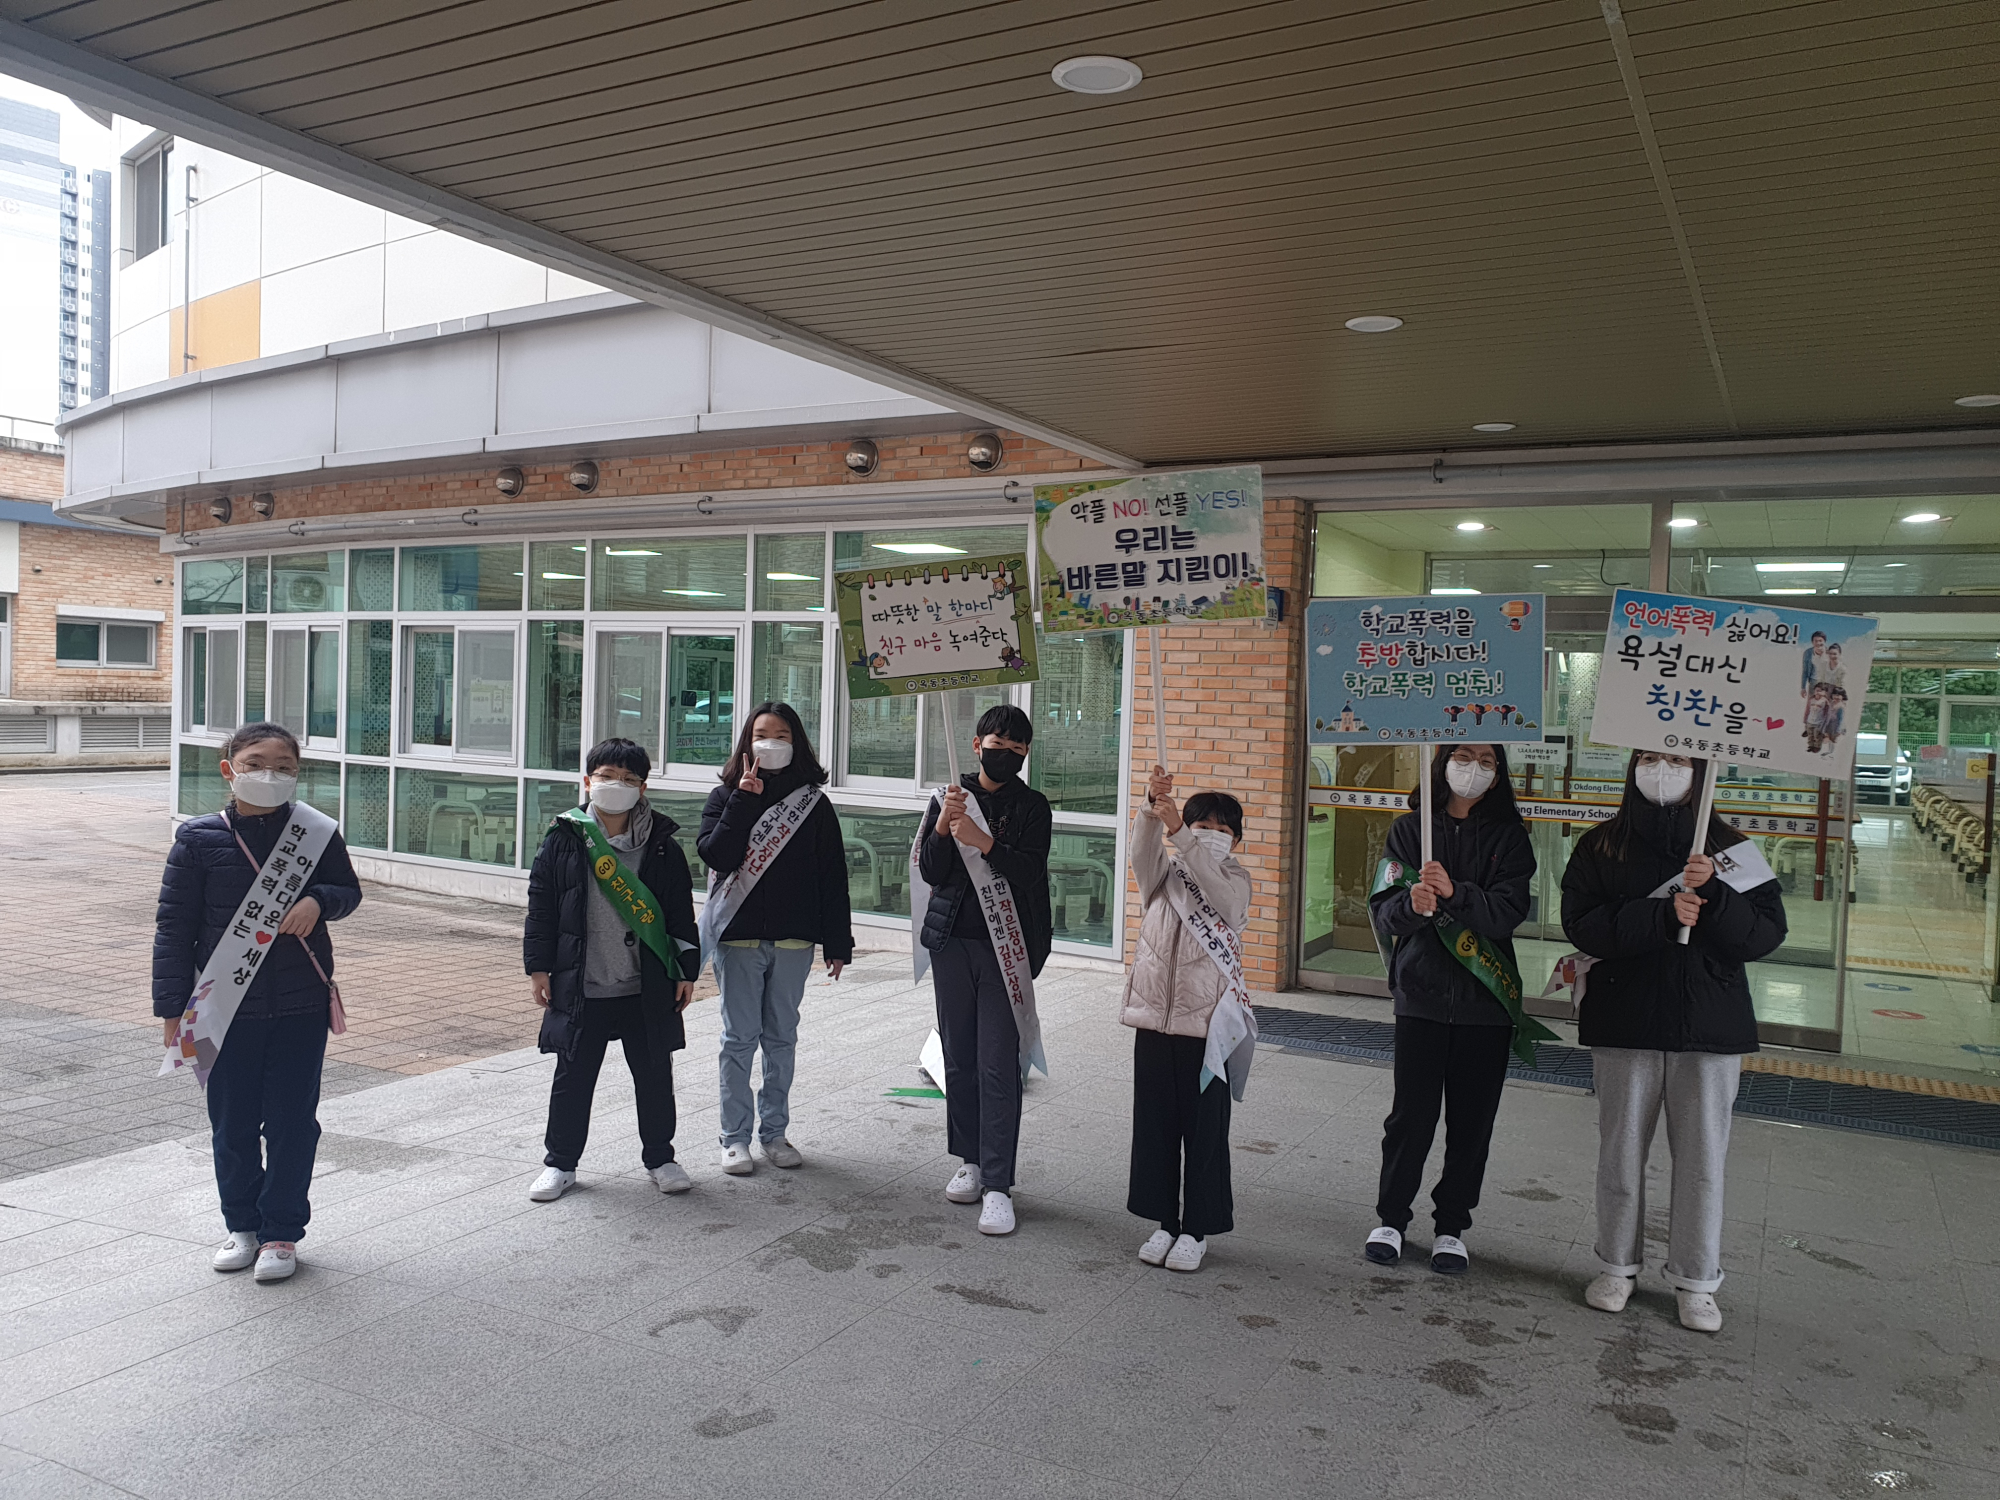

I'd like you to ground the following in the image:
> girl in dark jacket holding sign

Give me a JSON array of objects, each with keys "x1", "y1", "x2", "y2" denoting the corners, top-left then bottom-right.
[
  {"x1": 1562, "y1": 750, "x2": 1785, "y2": 1334},
  {"x1": 697, "y1": 703, "x2": 852, "y2": 1176},
  {"x1": 1365, "y1": 744, "x2": 1538, "y2": 1275},
  {"x1": 524, "y1": 737, "x2": 699, "y2": 1202}
]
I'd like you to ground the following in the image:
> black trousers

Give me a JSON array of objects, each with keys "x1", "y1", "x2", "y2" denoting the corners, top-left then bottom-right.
[
  {"x1": 932, "y1": 937, "x2": 1022, "y2": 1192},
  {"x1": 1375, "y1": 1016, "x2": 1513, "y2": 1237},
  {"x1": 1127, "y1": 1028, "x2": 1234, "y2": 1239},
  {"x1": 544, "y1": 995, "x2": 678, "y2": 1172},
  {"x1": 208, "y1": 1011, "x2": 327, "y2": 1244}
]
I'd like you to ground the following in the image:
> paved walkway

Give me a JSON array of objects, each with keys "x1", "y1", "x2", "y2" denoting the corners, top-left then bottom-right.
[{"x1": 0, "y1": 952, "x2": 1993, "y2": 1500}]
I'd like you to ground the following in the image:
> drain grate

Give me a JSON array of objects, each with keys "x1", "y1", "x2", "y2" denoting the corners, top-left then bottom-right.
[{"x1": 1252, "y1": 1006, "x2": 2000, "y2": 1152}]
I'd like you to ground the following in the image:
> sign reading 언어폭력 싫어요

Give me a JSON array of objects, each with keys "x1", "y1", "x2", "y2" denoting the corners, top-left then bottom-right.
[
  {"x1": 1589, "y1": 588, "x2": 1879, "y2": 780},
  {"x1": 1305, "y1": 594, "x2": 1547, "y2": 743},
  {"x1": 1035, "y1": 466, "x2": 1265, "y2": 632},
  {"x1": 834, "y1": 552, "x2": 1040, "y2": 699}
]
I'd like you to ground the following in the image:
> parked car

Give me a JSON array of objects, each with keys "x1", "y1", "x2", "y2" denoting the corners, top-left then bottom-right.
[{"x1": 1853, "y1": 737, "x2": 1912, "y2": 806}]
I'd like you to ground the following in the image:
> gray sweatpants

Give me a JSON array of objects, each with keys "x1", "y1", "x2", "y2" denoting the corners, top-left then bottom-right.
[{"x1": 1591, "y1": 1048, "x2": 1742, "y2": 1294}]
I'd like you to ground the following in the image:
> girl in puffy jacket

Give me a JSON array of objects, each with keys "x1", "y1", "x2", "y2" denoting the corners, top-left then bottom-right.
[{"x1": 1122, "y1": 767, "x2": 1253, "y2": 1273}]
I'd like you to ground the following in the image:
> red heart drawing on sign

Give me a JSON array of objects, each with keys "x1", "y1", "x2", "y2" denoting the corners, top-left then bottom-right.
[
  {"x1": 1765, "y1": 718, "x2": 1784, "y2": 730},
  {"x1": 255, "y1": 931, "x2": 272, "y2": 945}
]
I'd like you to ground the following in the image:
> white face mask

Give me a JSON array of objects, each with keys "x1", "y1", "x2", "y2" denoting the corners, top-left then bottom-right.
[
  {"x1": 751, "y1": 738, "x2": 793, "y2": 771},
  {"x1": 1191, "y1": 826, "x2": 1235, "y2": 858},
  {"x1": 1445, "y1": 760, "x2": 1496, "y2": 799},
  {"x1": 588, "y1": 778, "x2": 643, "y2": 814},
  {"x1": 1635, "y1": 760, "x2": 1695, "y2": 806},
  {"x1": 228, "y1": 768, "x2": 297, "y2": 806}
]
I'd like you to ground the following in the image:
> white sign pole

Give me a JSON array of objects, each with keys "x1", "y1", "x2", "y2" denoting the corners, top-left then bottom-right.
[
  {"x1": 1420, "y1": 746, "x2": 1435, "y2": 869},
  {"x1": 1150, "y1": 626, "x2": 1169, "y2": 790},
  {"x1": 1678, "y1": 758, "x2": 1719, "y2": 946},
  {"x1": 941, "y1": 691, "x2": 962, "y2": 785}
]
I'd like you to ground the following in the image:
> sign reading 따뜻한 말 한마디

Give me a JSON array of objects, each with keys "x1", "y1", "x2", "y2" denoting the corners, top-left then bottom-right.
[
  {"x1": 834, "y1": 553, "x2": 1040, "y2": 699},
  {"x1": 1305, "y1": 594, "x2": 1547, "y2": 743}
]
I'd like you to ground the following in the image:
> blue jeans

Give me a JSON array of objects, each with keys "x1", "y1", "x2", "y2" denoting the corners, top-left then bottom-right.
[
  {"x1": 206, "y1": 1011, "x2": 327, "y2": 1244},
  {"x1": 715, "y1": 942, "x2": 816, "y2": 1146}
]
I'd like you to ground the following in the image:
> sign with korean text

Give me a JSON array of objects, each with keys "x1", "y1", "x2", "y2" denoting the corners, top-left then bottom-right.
[
  {"x1": 1306, "y1": 594, "x2": 1546, "y2": 743},
  {"x1": 1590, "y1": 588, "x2": 1879, "y2": 779},
  {"x1": 835, "y1": 552, "x2": 1039, "y2": 699},
  {"x1": 1036, "y1": 465, "x2": 1264, "y2": 632}
]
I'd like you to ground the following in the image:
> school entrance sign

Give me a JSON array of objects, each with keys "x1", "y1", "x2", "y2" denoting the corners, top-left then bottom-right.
[{"x1": 834, "y1": 551, "x2": 1040, "y2": 698}]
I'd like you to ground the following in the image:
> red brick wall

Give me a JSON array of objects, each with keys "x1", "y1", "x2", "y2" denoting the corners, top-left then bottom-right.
[
  {"x1": 11, "y1": 525, "x2": 174, "y2": 702},
  {"x1": 0, "y1": 445, "x2": 63, "y2": 502}
]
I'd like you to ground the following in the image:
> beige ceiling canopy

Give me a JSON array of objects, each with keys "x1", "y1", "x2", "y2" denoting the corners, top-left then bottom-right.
[{"x1": 5, "y1": 0, "x2": 1996, "y2": 468}]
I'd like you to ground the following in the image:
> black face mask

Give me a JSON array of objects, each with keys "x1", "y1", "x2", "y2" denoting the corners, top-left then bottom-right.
[{"x1": 979, "y1": 747, "x2": 1025, "y2": 782}]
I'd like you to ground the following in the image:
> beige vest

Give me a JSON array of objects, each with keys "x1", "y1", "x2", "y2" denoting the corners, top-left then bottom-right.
[{"x1": 1119, "y1": 810, "x2": 1251, "y2": 1037}]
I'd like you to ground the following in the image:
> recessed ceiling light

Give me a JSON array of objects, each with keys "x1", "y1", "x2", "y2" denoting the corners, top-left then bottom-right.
[
  {"x1": 1764, "y1": 588, "x2": 1817, "y2": 595},
  {"x1": 1533, "y1": 563, "x2": 1553, "y2": 569},
  {"x1": 1884, "y1": 561, "x2": 1909, "y2": 567},
  {"x1": 1901, "y1": 512, "x2": 1943, "y2": 524},
  {"x1": 1472, "y1": 422, "x2": 1515, "y2": 433},
  {"x1": 601, "y1": 548, "x2": 660, "y2": 556},
  {"x1": 1667, "y1": 517, "x2": 1699, "y2": 529},
  {"x1": 1755, "y1": 562, "x2": 1845, "y2": 573},
  {"x1": 1344, "y1": 315, "x2": 1404, "y2": 333},
  {"x1": 662, "y1": 589, "x2": 724, "y2": 597},
  {"x1": 1455, "y1": 521, "x2": 1487, "y2": 532},
  {"x1": 540, "y1": 571, "x2": 584, "y2": 580},
  {"x1": 1051, "y1": 55, "x2": 1143, "y2": 94},
  {"x1": 1955, "y1": 394, "x2": 2000, "y2": 408},
  {"x1": 1430, "y1": 587, "x2": 1480, "y2": 595},
  {"x1": 872, "y1": 543, "x2": 966, "y2": 556},
  {"x1": 765, "y1": 572, "x2": 819, "y2": 581}
]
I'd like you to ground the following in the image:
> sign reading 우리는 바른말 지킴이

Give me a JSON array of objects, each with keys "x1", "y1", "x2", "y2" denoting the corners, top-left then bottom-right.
[
  {"x1": 1036, "y1": 466, "x2": 1265, "y2": 632},
  {"x1": 1305, "y1": 594, "x2": 1546, "y2": 743},
  {"x1": 1589, "y1": 587, "x2": 1879, "y2": 780},
  {"x1": 834, "y1": 552, "x2": 1040, "y2": 699}
]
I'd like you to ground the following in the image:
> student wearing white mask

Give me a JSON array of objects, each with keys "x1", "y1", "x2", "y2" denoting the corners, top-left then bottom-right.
[
  {"x1": 1563, "y1": 751, "x2": 1785, "y2": 1332},
  {"x1": 1365, "y1": 743, "x2": 1535, "y2": 1275},
  {"x1": 696, "y1": 703, "x2": 852, "y2": 1175}
]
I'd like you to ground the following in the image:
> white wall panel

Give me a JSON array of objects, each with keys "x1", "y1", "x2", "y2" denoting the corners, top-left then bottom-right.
[
  {"x1": 209, "y1": 363, "x2": 337, "y2": 471},
  {"x1": 261, "y1": 173, "x2": 386, "y2": 277},
  {"x1": 548, "y1": 269, "x2": 607, "y2": 301},
  {"x1": 384, "y1": 231, "x2": 547, "y2": 331},
  {"x1": 116, "y1": 245, "x2": 169, "y2": 336},
  {"x1": 115, "y1": 313, "x2": 170, "y2": 391},
  {"x1": 384, "y1": 211, "x2": 431, "y2": 242},
  {"x1": 261, "y1": 247, "x2": 384, "y2": 357},
  {"x1": 497, "y1": 307, "x2": 707, "y2": 435},
  {"x1": 189, "y1": 176, "x2": 261, "y2": 301},
  {"x1": 67, "y1": 409, "x2": 124, "y2": 490},
  {"x1": 336, "y1": 334, "x2": 497, "y2": 453},
  {"x1": 710, "y1": 330, "x2": 912, "y2": 413},
  {"x1": 179, "y1": 141, "x2": 260, "y2": 201},
  {"x1": 121, "y1": 387, "x2": 211, "y2": 481}
]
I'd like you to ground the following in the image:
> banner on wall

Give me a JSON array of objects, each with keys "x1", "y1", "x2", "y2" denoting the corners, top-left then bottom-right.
[
  {"x1": 1036, "y1": 465, "x2": 1265, "y2": 633},
  {"x1": 1306, "y1": 594, "x2": 1546, "y2": 743},
  {"x1": 1590, "y1": 588, "x2": 1879, "y2": 780},
  {"x1": 834, "y1": 552, "x2": 1040, "y2": 699}
]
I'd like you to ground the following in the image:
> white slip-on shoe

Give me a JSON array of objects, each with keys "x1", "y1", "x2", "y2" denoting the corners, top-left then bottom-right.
[
  {"x1": 649, "y1": 1161, "x2": 692, "y2": 1194},
  {"x1": 212, "y1": 1230, "x2": 258, "y2": 1273},
  {"x1": 253, "y1": 1242, "x2": 297, "y2": 1283},
  {"x1": 1138, "y1": 1229, "x2": 1175, "y2": 1265},
  {"x1": 1430, "y1": 1234, "x2": 1470, "y2": 1276},
  {"x1": 1585, "y1": 1273, "x2": 1635, "y2": 1313},
  {"x1": 945, "y1": 1163, "x2": 983, "y2": 1204},
  {"x1": 719, "y1": 1143, "x2": 755, "y2": 1176},
  {"x1": 761, "y1": 1139, "x2": 803, "y2": 1170},
  {"x1": 529, "y1": 1167, "x2": 576, "y2": 1202},
  {"x1": 1676, "y1": 1289, "x2": 1723, "y2": 1333},
  {"x1": 978, "y1": 1190, "x2": 1017, "y2": 1236},
  {"x1": 1363, "y1": 1226, "x2": 1403, "y2": 1265},
  {"x1": 1164, "y1": 1234, "x2": 1207, "y2": 1272}
]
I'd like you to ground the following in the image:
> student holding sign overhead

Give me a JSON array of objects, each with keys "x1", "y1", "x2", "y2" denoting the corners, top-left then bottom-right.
[{"x1": 1561, "y1": 751, "x2": 1787, "y2": 1333}]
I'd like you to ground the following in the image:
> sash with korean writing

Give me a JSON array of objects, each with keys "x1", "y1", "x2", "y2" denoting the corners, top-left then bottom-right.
[
  {"x1": 159, "y1": 801, "x2": 337, "y2": 1089},
  {"x1": 697, "y1": 784, "x2": 822, "y2": 975},
  {"x1": 1160, "y1": 853, "x2": 1258, "y2": 1101},
  {"x1": 955, "y1": 794, "x2": 1047, "y2": 1079},
  {"x1": 561, "y1": 808, "x2": 679, "y2": 978}
]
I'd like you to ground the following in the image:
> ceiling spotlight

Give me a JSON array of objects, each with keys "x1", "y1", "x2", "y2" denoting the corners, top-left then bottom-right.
[
  {"x1": 1900, "y1": 512, "x2": 1942, "y2": 524},
  {"x1": 251, "y1": 492, "x2": 275, "y2": 519},
  {"x1": 208, "y1": 495, "x2": 233, "y2": 524},
  {"x1": 1955, "y1": 394, "x2": 2000, "y2": 408},
  {"x1": 495, "y1": 466, "x2": 526, "y2": 497},
  {"x1": 1472, "y1": 422, "x2": 1515, "y2": 433},
  {"x1": 1344, "y1": 315, "x2": 1404, "y2": 333},
  {"x1": 1455, "y1": 520, "x2": 1487, "y2": 532},
  {"x1": 1667, "y1": 517, "x2": 1699, "y2": 529},
  {"x1": 1051, "y1": 55, "x2": 1143, "y2": 94},
  {"x1": 966, "y1": 432, "x2": 1004, "y2": 473},
  {"x1": 566, "y1": 460, "x2": 599, "y2": 494},
  {"x1": 843, "y1": 439, "x2": 879, "y2": 477}
]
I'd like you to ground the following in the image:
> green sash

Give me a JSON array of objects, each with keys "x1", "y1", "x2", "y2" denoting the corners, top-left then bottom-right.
[
  {"x1": 1371, "y1": 857, "x2": 1557, "y2": 1067},
  {"x1": 559, "y1": 809, "x2": 679, "y2": 980}
]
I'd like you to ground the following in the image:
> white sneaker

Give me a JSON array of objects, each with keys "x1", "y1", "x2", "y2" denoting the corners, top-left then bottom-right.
[
  {"x1": 212, "y1": 1230, "x2": 258, "y2": 1273},
  {"x1": 945, "y1": 1163, "x2": 983, "y2": 1204},
  {"x1": 761, "y1": 1139, "x2": 803, "y2": 1169},
  {"x1": 253, "y1": 1242, "x2": 297, "y2": 1283},
  {"x1": 649, "y1": 1161, "x2": 692, "y2": 1194},
  {"x1": 1430, "y1": 1234, "x2": 1469, "y2": 1275},
  {"x1": 1585, "y1": 1273, "x2": 1635, "y2": 1313},
  {"x1": 529, "y1": 1166, "x2": 576, "y2": 1202},
  {"x1": 719, "y1": 1143, "x2": 755, "y2": 1176},
  {"x1": 1138, "y1": 1229, "x2": 1175, "y2": 1265},
  {"x1": 1164, "y1": 1234, "x2": 1207, "y2": 1272},
  {"x1": 1363, "y1": 1226, "x2": 1403, "y2": 1265},
  {"x1": 978, "y1": 1190, "x2": 1016, "y2": 1236},
  {"x1": 1676, "y1": 1289, "x2": 1723, "y2": 1332}
]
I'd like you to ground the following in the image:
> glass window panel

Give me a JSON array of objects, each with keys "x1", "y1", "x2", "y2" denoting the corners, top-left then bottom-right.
[
  {"x1": 344, "y1": 764, "x2": 389, "y2": 849},
  {"x1": 181, "y1": 558, "x2": 243, "y2": 616},
  {"x1": 104, "y1": 624, "x2": 152, "y2": 664},
  {"x1": 1899, "y1": 667, "x2": 1942, "y2": 696},
  {"x1": 593, "y1": 535, "x2": 747, "y2": 611},
  {"x1": 186, "y1": 631, "x2": 208, "y2": 729},
  {"x1": 1867, "y1": 664, "x2": 1897, "y2": 694},
  {"x1": 345, "y1": 619, "x2": 393, "y2": 756},
  {"x1": 846, "y1": 696, "x2": 916, "y2": 780},
  {"x1": 457, "y1": 630, "x2": 516, "y2": 756},
  {"x1": 594, "y1": 631, "x2": 662, "y2": 761},
  {"x1": 527, "y1": 621, "x2": 584, "y2": 773},
  {"x1": 245, "y1": 556, "x2": 268, "y2": 613},
  {"x1": 1029, "y1": 629, "x2": 1122, "y2": 813},
  {"x1": 208, "y1": 629, "x2": 240, "y2": 732},
  {"x1": 523, "y1": 777, "x2": 582, "y2": 864},
  {"x1": 349, "y1": 548, "x2": 394, "y2": 611},
  {"x1": 400, "y1": 543, "x2": 524, "y2": 612},
  {"x1": 56, "y1": 620, "x2": 100, "y2": 662},
  {"x1": 832, "y1": 525, "x2": 1030, "y2": 573},
  {"x1": 1898, "y1": 695, "x2": 1939, "y2": 758},
  {"x1": 830, "y1": 803, "x2": 922, "y2": 918},
  {"x1": 1947, "y1": 703, "x2": 2000, "y2": 748},
  {"x1": 177, "y1": 742, "x2": 226, "y2": 815},
  {"x1": 271, "y1": 552, "x2": 345, "y2": 613},
  {"x1": 270, "y1": 629, "x2": 307, "y2": 736},
  {"x1": 1943, "y1": 669, "x2": 2000, "y2": 697},
  {"x1": 1050, "y1": 824, "x2": 1118, "y2": 947},
  {"x1": 393, "y1": 767, "x2": 517, "y2": 866},
  {"x1": 749, "y1": 622, "x2": 822, "y2": 746},
  {"x1": 408, "y1": 629, "x2": 455, "y2": 748},
  {"x1": 1858, "y1": 699, "x2": 1889, "y2": 734},
  {"x1": 297, "y1": 758, "x2": 341, "y2": 821},
  {"x1": 755, "y1": 533, "x2": 827, "y2": 611},
  {"x1": 529, "y1": 541, "x2": 588, "y2": 611},
  {"x1": 649, "y1": 790, "x2": 712, "y2": 886},
  {"x1": 668, "y1": 633, "x2": 735, "y2": 766},
  {"x1": 307, "y1": 628, "x2": 339, "y2": 741},
  {"x1": 922, "y1": 685, "x2": 1008, "y2": 787},
  {"x1": 243, "y1": 622, "x2": 266, "y2": 721}
]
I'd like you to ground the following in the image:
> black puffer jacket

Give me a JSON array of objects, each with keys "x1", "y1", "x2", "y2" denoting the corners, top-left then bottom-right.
[
  {"x1": 524, "y1": 805, "x2": 699, "y2": 1062},
  {"x1": 1370, "y1": 805, "x2": 1536, "y2": 1026},
  {"x1": 696, "y1": 766, "x2": 853, "y2": 961},
  {"x1": 153, "y1": 804, "x2": 362, "y2": 1020},
  {"x1": 1560, "y1": 802, "x2": 1786, "y2": 1054},
  {"x1": 918, "y1": 774, "x2": 1053, "y2": 978}
]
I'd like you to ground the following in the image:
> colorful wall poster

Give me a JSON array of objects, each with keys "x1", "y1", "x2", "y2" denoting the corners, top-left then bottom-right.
[
  {"x1": 1306, "y1": 594, "x2": 1546, "y2": 743},
  {"x1": 1590, "y1": 588, "x2": 1879, "y2": 779},
  {"x1": 1036, "y1": 465, "x2": 1264, "y2": 632},
  {"x1": 835, "y1": 552, "x2": 1039, "y2": 699}
]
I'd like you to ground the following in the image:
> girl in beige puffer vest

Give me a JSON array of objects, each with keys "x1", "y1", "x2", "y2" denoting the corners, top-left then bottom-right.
[{"x1": 1123, "y1": 767, "x2": 1253, "y2": 1273}]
